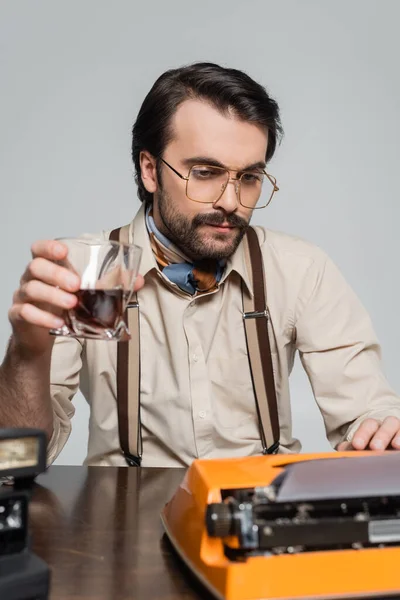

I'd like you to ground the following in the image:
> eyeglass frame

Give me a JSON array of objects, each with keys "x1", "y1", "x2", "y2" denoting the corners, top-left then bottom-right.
[{"x1": 158, "y1": 157, "x2": 279, "y2": 209}]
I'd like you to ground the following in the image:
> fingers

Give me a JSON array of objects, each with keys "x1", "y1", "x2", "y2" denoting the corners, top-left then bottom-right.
[
  {"x1": 351, "y1": 418, "x2": 380, "y2": 450},
  {"x1": 347, "y1": 416, "x2": 400, "y2": 452},
  {"x1": 21, "y1": 257, "x2": 80, "y2": 291},
  {"x1": 10, "y1": 240, "x2": 81, "y2": 333},
  {"x1": 9, "y1": 303, "x2": 64, "y2": 330},
  {"x1": 369, "y1": 416, "x2": 400, "y2": 450},
  {"x1": 336, "y1": 441, "x2": 354, "y2": 452},
  {"x1": 31, "y1": 240, "x2": 68, "y2": 261},
  {"x1": 134, "y1": 274, "x2": 144, "y2": 291},
  {"x1": 390, "y1": 425, "x2": 400, "y2": 449},
  {"x1": 17, "y1": 280, "x2": 77, "y2": 310}
]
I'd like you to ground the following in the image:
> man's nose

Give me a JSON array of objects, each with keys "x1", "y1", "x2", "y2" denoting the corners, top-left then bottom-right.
[{"x1": 213, "y1": 178, "x2": 239, "y2": 213}]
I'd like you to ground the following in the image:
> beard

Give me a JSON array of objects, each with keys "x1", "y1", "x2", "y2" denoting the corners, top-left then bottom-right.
[{"x1": 155, "y1": 189, "x2": 250, "y2": 261}]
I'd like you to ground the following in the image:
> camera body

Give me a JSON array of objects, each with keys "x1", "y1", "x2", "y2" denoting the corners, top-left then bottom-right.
[{"x1": 0, "y1": 429, "x2": 50, "y2": 600}]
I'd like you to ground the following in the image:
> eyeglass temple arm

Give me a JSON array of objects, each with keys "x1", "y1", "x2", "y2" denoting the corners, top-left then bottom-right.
[
  {"x1": 264, "y1": 172, "x2": 279, "y2": 192},
  {"x1": 159, "y1": 157, "x2": 188, "y2": 181}
]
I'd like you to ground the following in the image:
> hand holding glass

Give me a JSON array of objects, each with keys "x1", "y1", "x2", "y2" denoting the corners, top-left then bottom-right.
[{"x1": 50, "y1": 238, "x2": 142, "y2": 341}]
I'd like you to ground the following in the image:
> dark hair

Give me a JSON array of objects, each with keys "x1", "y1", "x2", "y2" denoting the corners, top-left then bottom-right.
[{"x1": 131, "y1": 62, "x2": 283, "y2": 204}]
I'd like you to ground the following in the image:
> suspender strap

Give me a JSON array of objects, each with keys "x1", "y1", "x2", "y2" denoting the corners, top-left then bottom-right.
[
  {"x1": 242, "y1": 227, "x2": 280, "y2": 454},
  {"x1": 109, "y1": 226, "x2": 142, "y2": 466},
  {"x1": 110, "y1": 223, "x2": 280, "y2": 464}
]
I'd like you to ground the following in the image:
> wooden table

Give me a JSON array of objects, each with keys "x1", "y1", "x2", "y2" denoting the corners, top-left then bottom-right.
[
  {"x1": 30, "y1": 466, "x2": 213, "y2": 600},
  {"x1": 27, "y1": 465, "x2": 400, "y2": 600}
]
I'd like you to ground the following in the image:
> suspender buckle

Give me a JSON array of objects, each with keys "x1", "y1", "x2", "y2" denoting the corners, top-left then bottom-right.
[
  {"x1": 123, "y1": 452, "x2": 142, "y2": 467},
  {"x1": 262, "y1": 441, "x2": 280, "y2": 455},
  {"x1": 243, "y1": 309, "x2": 269, "y2": 320},
  {"x1": 126, "y1": 301, "x2": 139, "y2": 309}
]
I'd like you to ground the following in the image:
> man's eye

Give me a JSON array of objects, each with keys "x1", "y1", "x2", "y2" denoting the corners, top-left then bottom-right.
[
  {"x1": 242, "y1": 172, "x2": 262, "y2": 183},
  {"x1": 191, "y1": 168, "x2": 220, "y2": 179}
]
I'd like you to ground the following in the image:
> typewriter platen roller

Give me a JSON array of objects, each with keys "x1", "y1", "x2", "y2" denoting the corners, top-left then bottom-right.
[{"x1": 162, "y1": 452, "x2": 400, "y2": 600}]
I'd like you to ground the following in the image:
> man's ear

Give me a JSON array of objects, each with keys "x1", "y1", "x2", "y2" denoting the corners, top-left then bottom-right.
[{"x1": 140, "y1": 151, "x2": 158, "y2": 193}]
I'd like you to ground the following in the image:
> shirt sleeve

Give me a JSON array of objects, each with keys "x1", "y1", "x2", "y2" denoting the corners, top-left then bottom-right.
[
  {"x1": 294, "y1": 251, "x2": 400, "y2": 448},
  {"x1": 46, "y1": 336, "x2": 83, "y2": 464}
]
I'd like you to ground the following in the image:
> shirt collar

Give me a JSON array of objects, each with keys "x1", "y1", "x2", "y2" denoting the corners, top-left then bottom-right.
[
  {"x1": 127, "y1": 204, "x2": 254, "y2": 296},
  {"x1": 222, "y1": 233, "x2": 253, "y2": 297},
  {"x1": 128, "y1": 203, "x2": 158, "y2": 277}
]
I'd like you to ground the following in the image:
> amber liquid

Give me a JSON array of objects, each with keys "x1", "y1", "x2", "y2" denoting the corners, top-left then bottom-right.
[{"x1": 65, "y1": 289, "x2": 124, "y2": 331}]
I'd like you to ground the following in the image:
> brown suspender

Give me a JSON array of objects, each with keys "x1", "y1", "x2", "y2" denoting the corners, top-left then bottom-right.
[
  {"x1": 109, "y1": 225, "x2": 142, "y2": 466},
  {"x1": 110, "y1": 225, "x2": 280, "y2": 466},
  {"x1": 242, "y1": 227, "x2": 280, "y2": 453}
]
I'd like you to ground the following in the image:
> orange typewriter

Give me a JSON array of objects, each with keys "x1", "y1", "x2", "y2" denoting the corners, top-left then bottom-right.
[{"x1": 162, "y1": 452, "x2": 400, "y2": 600}]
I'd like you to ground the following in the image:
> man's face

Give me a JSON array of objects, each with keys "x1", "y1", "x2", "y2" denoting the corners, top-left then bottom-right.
[{"x1": 151, "y1": 99, "x2": 268, "y2": 261}]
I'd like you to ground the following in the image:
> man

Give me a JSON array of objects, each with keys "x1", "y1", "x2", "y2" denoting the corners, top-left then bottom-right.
[{"x1": 1, "y1": 62, "x2": 400, "y2": 467}]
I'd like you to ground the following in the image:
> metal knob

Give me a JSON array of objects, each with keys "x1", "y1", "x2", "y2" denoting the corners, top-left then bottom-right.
[{"x1": 206, "y1": 502, "x2": 234, "y2": 538}]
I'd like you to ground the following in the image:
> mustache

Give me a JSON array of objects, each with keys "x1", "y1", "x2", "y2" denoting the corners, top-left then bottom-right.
[{"x1": 192, "y1": 212, "x2": 248, "y2": 229}]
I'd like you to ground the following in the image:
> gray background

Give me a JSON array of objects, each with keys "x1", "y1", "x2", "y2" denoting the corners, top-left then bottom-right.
[{"x1": 1, "y1": 0, "x2": 399, "y2": 465}]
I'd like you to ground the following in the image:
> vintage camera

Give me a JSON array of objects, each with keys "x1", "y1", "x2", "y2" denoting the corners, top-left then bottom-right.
[{"x1": 0, "y1": 428, "x2": 50, "y2": 600}]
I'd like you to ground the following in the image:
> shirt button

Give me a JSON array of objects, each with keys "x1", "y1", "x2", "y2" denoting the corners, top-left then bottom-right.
[
  {"x1": 198, "y1": 410, "x2": 206, "y2": 419},
  {"x1": 192, "y1": 354, "x2": 199, "y2": 362}
]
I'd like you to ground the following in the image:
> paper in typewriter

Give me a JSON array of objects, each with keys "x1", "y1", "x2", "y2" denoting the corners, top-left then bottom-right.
[{"x1": 275, "y1": 454, "x2": 400, "y2": 502}]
